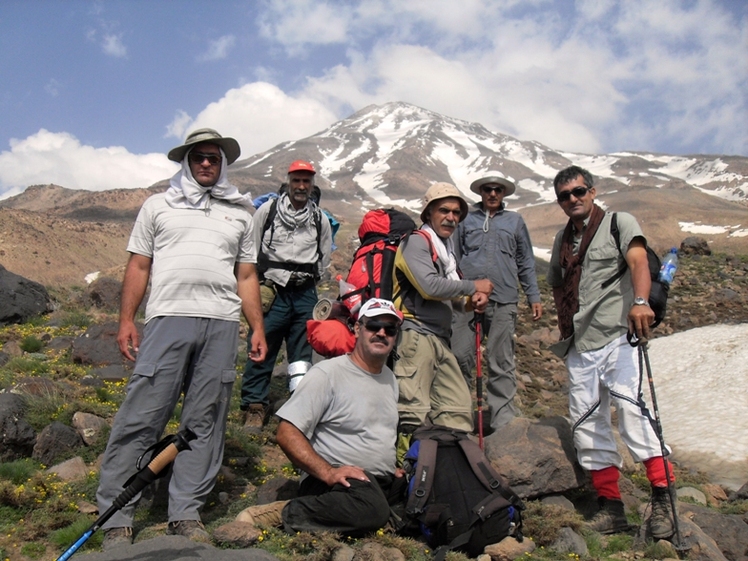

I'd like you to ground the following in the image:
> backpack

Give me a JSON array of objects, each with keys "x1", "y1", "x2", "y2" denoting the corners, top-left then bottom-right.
[
  {"x1": 603, "y1": 213, "x2": 669, "y2": 328},
  {"x1": 256, "y1": 192, "x2": 324, "y2": 280},
  {"x1": 402, "y1": 426, "x2": 524, "y2": 560},
  {"x1": 340, "y1": 208, "x2": 417, "y2": 313}
]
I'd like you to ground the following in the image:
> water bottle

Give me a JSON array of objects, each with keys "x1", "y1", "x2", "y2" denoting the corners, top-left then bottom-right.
[
  {"x1": 658, "y1": 248, "x2": 678, "y2": 285},
  {"x1": 337, "y1": 275, "x2": 362, "y2": 314}
]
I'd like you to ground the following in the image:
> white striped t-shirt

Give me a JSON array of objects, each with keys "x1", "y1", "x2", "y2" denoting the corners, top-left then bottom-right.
[{"x1": 127, "y1": 193, "x2": 254, "y2": 323}]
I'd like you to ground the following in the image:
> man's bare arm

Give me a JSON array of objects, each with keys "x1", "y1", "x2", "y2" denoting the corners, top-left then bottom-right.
[
  {"x1": 276, "y1": 420, "x2": 369, "y2": 488},
  {"x1": 117, "y1": 253, "x2": 151, "y2": 361},
  {"x1": 235, "y1": 262, "x2": 267, "y2": 363},
  {"x1": 625, "y1": 238, "x2": 655, "y2": 339}
]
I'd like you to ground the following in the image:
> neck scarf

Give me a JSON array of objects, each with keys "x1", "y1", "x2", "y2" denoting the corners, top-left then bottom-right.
[
  {"x1": 275, "y1": 193, "x2": 314, "y2": 229},
  {"x1": 420, "y1": 224, "x2": 460, "y2": 280},
  {"x1": 164, "y1": 149, "x2": 253, "y2": 210},
  {"x1": 553, "y1": 205, "x2": 605, "y2": 340}
]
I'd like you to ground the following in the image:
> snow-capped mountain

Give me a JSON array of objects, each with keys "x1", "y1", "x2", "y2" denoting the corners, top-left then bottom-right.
[
  {"x1": 228, "y1": 102, "x2": 747, "y2": 251},
  {"x1": 235, "y1": 101, "x2": 747, "y2": 205}
]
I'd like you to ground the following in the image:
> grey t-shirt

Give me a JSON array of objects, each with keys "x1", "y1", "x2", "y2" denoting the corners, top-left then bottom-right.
[{"x1": 276, "y1": 354, "x2": 399, "y2": 478}]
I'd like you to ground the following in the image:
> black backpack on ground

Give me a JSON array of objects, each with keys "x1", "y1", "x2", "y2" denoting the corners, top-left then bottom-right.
[
  {"x1": 402, "y1": 425, "x2": 524, "y2": 560},
  {"x1": 603, "y1": 212, "x2": 669, "y2": 328}
]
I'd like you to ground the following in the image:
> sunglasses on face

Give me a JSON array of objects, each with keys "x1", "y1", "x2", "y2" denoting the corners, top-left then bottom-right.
[
  {"x1": 362, "y1": 320, "x2": 399, "y2": 337},
  {"x1": 189, "y1": 152, "x2": 221, "y2": 166},
  {"x1": 557, "y1": 186, "x2": 591, "y2": 203},
  {"x1": 481, "y1": 185, "x2": 504, "y2": 194}
]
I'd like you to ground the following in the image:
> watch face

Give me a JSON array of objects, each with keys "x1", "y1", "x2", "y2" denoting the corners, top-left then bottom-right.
[{"x1": 634, "y1": 297, "x2": 647, "y2": 305}]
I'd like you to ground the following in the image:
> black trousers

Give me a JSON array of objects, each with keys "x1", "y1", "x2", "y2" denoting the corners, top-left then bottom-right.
[{"x1": 282, "y1": 471, "x2": 405, "y2": 537}]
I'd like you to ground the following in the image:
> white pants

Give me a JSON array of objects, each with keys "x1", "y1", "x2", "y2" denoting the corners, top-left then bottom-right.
[{"x1": 567, "y1": 334, "x2": 667, "y2": 471}]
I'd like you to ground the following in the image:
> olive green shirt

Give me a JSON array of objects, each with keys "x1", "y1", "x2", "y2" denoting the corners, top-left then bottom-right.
[{"x1": 548, "y1": 211, "x2": 645, "y2": 357}]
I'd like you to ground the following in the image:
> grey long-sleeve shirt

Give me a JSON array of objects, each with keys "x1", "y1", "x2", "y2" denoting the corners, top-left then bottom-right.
[{"x1": 454, "y1": 204, "x2": 540, "y2": 305}]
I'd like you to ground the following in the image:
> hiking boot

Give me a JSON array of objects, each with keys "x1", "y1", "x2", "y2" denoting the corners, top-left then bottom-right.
[
  {"x1": 235, "y1": 500, "x2": 289, "y2": 528},
  {"x1": 102, "y1": 526, "x2": 133, "y2": 550},
  {"x1": 649, "y1": 486, "x2": 676, "y2": 539},
  {"x1": 584, "y1": 497, "x2": 629, "y2": 534},
  {"x1": 166, "y1": 520, "x2": 211, "y2": 543},
  {"x1": 243, "y1": 404, "x2": 266, "y2": 434}
]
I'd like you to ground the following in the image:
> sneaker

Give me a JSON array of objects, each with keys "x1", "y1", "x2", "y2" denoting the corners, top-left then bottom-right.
[
  {"x1": 166, "y1": 520, "x2": 211, "y2": 543},
  {"x1": 243, "y1": 404, "x2": 267, "y2": 434},
  {"x1": 584, "y1": 497, "x2": 629, "y2": 534},
  {"x1": 102, "y1": 526, "x2": 133, "y2": 550},
  {"x1": 235, "y1": 500, "x2": 289, "y2": 528},
  {"x1": 649, "y1": 486, "x2": 676, "y2": 539}
]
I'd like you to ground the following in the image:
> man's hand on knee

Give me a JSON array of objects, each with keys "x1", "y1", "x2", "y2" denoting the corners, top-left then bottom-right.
[{"x1": 322, "y1": 465, "x2": 370, "y2": 488}]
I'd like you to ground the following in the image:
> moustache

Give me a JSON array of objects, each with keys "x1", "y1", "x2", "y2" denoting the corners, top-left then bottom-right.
[
  {"x1": 441, "y1": 219, "x2": 457, "y2": 228},
  {"x1": 370, "y1": 335, "x2": 389, "y2": 345}
]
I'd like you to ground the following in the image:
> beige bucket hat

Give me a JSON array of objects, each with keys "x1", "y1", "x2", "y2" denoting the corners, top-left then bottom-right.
[
  {"x1": 469, "y1": 174, "x2": 516, "y2": 196},
  {"x1": 420, "y1": 182, "x2": 469, "y2": 223},
  {"x1": 167, "y1": 128, "x2": 241, "y2": 165}
]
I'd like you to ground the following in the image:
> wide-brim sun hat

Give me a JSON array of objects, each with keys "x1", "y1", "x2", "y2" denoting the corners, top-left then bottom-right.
[
  {"x1": 168, "y1": 128, "x2": 241, "y2": 165},
  {"x1": 470, "y1": 174, "x2": 516, "y2": 196},
  {"x1": 420, "y1": 182, "x2": 469, "y2": 223}
]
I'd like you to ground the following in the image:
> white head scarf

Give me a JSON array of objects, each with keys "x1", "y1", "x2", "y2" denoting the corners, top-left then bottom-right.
[{"x1": 164, "y1": 147, "x2": 253, "y2": 210}]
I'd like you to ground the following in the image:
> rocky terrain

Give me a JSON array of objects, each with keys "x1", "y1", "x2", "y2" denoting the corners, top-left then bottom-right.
[{"x1": 0, "y1": 235, "x2": 747, "y2": 561}]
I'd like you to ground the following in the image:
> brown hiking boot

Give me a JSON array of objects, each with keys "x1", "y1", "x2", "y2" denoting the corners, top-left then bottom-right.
[
  {"x1": 243, "y1": 404, "x2": 266, "y2": 434},
  {"x1": 166, "y1": 520, "x2": 211, "y2": 543},
  {"x1": 102, "y1": 526, "x2": 133, "y2": 550},
  {"x1": 235, "y1": 500, "x2": 289, "y2": 528},
  {"x1": 649, "y1": 486, "x2": 676, "y2": 539},
  {"x1": 584, "y1": 498, "x2": 629, "y2": 534}
]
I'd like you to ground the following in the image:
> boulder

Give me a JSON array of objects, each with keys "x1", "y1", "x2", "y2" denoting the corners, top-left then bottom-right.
[
  {"x1": 0, "y1": 265, "x2": 54, "y2": 325},
  {"x1": 550, "y1": 527, "x2": 588, "y2": 556},
  {"x1": 47, "y1": 456, "x2": 89, "y2": 482},
  {"x1": 84, "y1": 276, "x2": 122, "y2": 311},
  {"x1": 484, "y1": 536, "x2": 535, "y2": 561},
  {"x1": 680, "y1": 237, "x2": 711, "y2": 256},
  {"x1": 0, "y1": 393, "x2": 36, "y2": 461},
  {"x1": 680, "y1": 503, "x2": 748, "y2": 561},
  {"x1": 32, "y1": 421, "x2": 84, "y2": 466},
  {"x1": 255, "y1": 476, "x2": 299, "y2": 505},
  {"x1": 484, "y1": 416, "x2": 586, "y2": 499},
  {"x1": 71, "y1": 411, "x2": 109, "y2": 445},
  {"x1": 72, "y1": 321, "x2": 136, "y2": 366}
]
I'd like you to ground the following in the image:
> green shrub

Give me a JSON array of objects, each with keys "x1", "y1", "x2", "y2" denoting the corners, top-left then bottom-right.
[
  {"x1": 20, "y1": 335, "x2": 44, "y2": 353},
  {"x1": 20, "y1": 541, "x2": 46, "y2": 559},
  {"x1": 0, "y1": 458, "x2": 41, "y2": 485},
  {"x1": 50, "y1": 515, "x2": 103, "y2": 552},
  {"x1": 59, "y1": 311, "x2": 91, "y2": 329}
]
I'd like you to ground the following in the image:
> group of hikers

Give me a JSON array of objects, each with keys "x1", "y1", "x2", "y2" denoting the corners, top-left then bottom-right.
[{"x1": 95, "y1": 128, "x2": 678, "y2": 554}]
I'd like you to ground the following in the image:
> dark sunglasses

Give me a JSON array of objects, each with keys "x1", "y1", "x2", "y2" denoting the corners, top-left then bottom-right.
[
  {"x1": 557, "y1": 186, "x2": 591, "y2": 203},
  {"x1": 362, "y1": 320, "x2": 399, "y2": 337},
  {"x1": 188, "y1": 152, "x2": 221, "y2": 166},
  {"x1": 481, "y1": 185, "x2": 504, "y2": 194}
]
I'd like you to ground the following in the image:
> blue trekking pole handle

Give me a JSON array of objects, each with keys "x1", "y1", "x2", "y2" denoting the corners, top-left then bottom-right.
[{"x1": 55, "y1": 427, "x2": 196, "y2": 561}]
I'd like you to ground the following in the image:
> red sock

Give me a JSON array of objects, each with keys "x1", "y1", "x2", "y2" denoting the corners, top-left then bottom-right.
[
  {"x1": 644, "y1": 456, "x2": 675, "y2": 487},
  {"x1": 591, "y1": 466, "x2": 621, "y2": 500}
]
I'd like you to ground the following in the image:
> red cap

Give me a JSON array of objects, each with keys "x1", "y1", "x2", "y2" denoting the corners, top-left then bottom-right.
[{"x1": 288, "y1": 160, "x2": 316, "y2": 174}]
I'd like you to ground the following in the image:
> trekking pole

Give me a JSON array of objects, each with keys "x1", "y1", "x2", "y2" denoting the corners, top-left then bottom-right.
[
  {"x1": 473, "y1": 312, "x2": 485, "y2": 450},
  {"x1": 55, "y1": 427, "x2": 197, "y2": 561},
  {"x1": 638, "y1": 341, "x2": 690, "y2": 554}
]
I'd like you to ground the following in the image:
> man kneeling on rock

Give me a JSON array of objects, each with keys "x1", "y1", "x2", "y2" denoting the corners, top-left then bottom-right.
[{"x1": 233, "y1": 298, "x2": 405, "y2": 535}]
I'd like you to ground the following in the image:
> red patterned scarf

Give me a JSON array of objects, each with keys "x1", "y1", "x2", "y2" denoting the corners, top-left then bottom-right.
[{"x1": 553, "y1": 205, "x2": 605, "y2": 340}]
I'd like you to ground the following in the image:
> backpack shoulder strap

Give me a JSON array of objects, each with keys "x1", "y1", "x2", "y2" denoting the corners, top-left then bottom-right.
[
  {"x1": 256, "y1": 198, "x2": 279, "y2": 275},
  {"x1": 405, "y1": 437, "x2": 438, "y2": 516},
  {"x1": 456, "y1": 438, "x2": 524, "y2": 512},
  {"x1": 601, "y1": 212, "x2": 628, "y2": 289}
]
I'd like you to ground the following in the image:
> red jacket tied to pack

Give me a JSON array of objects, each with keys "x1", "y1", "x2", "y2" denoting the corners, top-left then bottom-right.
[{"x1": 307, "y1": 208, "x2": 416, "y2": 357}]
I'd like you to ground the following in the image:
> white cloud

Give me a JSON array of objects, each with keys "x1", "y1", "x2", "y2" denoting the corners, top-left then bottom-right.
[
  {"x1": 0, "y1": 130, "x2": 177, "y2": 195},
  {"x1": 197, "y1": 35, "x2": 236, "y2": 62},
  {"x1": 165, "y1": 82, "x2": 338, "y2": 157},
  {"x1": 259, "y1": 0, "x2": 746, "y2": 155},
  {"x1": 102, "y1": 33, "x2": 127, "y2": 57},
  {"x1": 45, "y1": 79, "x2": 61, "y2": 97}
]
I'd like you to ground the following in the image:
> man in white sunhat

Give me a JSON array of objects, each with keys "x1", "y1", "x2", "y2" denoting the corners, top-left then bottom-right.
[
  {"x1": 97, "y1": 128, "x2": 267, "y2": 549},
  {"x1": 240, "y1": 159, "x2": 333, "y2": 433},
  {"x1": 451, "y1": 173, "x2": 542, "y2": 432},
  {"x1": 391, "y1": 182, "x2": 493, "y2": 459},
  {"x1": 232, "y1": 299, "x2": 405, "y2": 537}
]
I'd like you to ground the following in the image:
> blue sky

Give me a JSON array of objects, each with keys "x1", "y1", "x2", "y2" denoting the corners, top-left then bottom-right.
[{"x1": 0, "y1": 0, "x2": 746, "y2": 197}]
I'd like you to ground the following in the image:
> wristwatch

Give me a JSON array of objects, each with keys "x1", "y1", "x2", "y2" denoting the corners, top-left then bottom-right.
[{"x1": 633, "y1": 296, "x2": 649, "y2": 306}]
